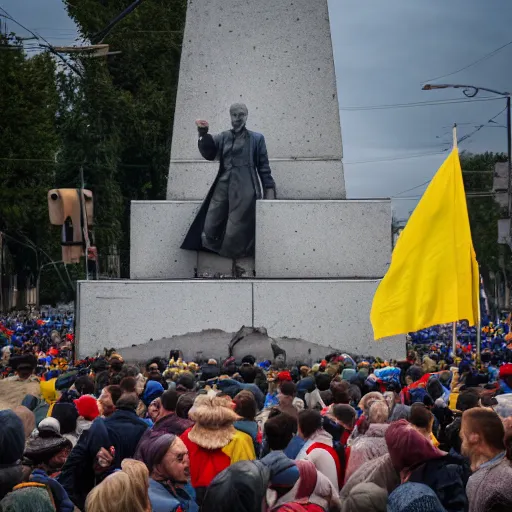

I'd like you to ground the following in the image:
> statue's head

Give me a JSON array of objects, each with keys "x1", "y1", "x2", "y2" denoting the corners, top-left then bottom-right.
[{"x1": 230, "y1": 103, "x2": 248, "y2": 133}]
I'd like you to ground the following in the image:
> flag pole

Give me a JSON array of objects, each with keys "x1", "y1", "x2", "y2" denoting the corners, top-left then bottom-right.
[
  {"x1": 476, "y1": 272, "x2": 481, "y2": 361},
  {"x1": 452, "y1": 124, "x2": 458, "y2": 357}
]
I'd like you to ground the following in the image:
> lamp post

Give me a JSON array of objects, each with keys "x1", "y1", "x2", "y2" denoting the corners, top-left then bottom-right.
[
  {"x1": 423, "y1": 83, "x2": 512, "y2": 360},
  {"x1": 422, "y1": 83, "x2": 511, "y2": 217}
]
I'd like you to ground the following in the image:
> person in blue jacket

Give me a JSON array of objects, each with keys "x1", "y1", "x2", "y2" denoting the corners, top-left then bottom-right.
[{"x1": 143, "y1": 434, "x2": 198, "y2": 512}]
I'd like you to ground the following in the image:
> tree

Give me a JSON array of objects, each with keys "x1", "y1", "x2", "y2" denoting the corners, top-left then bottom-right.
[
  {"x1": 0, "y1": 34, "x2": 65, "y2": 305},
  {"x1": 59, "y1": 0, "x2": 187, "y2": 276},
  {"x1": 460, "y1": 151, "x2": 512, "y2": 314}
]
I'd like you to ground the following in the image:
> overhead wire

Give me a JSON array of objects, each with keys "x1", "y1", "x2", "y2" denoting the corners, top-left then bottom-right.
[
  {"x1": 423, "y1": 39, "x2": 512, "y2": 83},
  {"x1": 340, "y1": 96, "x2": 501, "y2": 111},
  {"x1": 0, "y1": 7, "x2": 82, "y2": 75}
]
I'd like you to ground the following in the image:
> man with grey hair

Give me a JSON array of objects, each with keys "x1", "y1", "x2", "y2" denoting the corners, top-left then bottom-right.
[{"x1": 181, "y1": 103, "x2": 276, "y2": 274}]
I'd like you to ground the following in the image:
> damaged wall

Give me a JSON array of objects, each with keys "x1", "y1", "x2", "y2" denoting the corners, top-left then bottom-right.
[{"x1": 77, "y1": 280, "x2": 405, "y2": 360}]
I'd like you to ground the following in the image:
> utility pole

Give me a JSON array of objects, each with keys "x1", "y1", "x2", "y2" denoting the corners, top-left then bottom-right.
[{"x1": 79, "y1": 166, "x2": 90, "y2": 281}]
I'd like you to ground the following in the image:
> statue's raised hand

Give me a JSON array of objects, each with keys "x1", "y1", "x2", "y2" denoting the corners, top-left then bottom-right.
[{"x1": 196, "y1": 119, "x2": 209, "y2": 137}]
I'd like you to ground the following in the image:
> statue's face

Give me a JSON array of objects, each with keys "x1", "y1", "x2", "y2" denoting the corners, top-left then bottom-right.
[{"x1": 230, "y1": 107, "x2": 248, "y2": 132}]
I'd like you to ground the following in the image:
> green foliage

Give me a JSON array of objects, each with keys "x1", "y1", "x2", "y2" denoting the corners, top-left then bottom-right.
[
  {"x1": 0, "y1": 35, "x2": 61, "y2": 283},
  {"x1": 460, "y1": 151, "x2": 509, "y2": 276},
  {"x1": 59, "y1": 0, "x2": 187, "y2": 275}
]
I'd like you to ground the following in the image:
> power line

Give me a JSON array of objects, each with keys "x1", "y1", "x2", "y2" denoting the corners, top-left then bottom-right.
[
  {"x1": 423, "y1": 39, "x2": 512, "y2": 83},
  {"x1": 340, "y1": 96, "x2": 501, "y2": 111},
  {"x1": 0, "y1": 8, "x2": 82, "y2": 75},
  {"x1": 344, "y1": 151, "x2": 445, "y2": 165},
  {"x1": 457, "y1": 105, "x2": 508, "y2": 146},
  {"x1": 393, "y1": 179, "x2": 433, "y2": 197}
]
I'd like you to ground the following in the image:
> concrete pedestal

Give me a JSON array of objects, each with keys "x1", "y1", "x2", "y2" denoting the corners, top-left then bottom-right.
[
  {"x1": 76, "y1": 279, "x2": 404, "y2": 360},
  {"x1": 130, "y1": 199, "x2": 392, "y2": 279}
]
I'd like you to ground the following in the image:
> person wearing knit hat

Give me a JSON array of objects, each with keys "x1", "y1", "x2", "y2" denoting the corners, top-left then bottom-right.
[
  {"x1": 340, "y1": 482, "x2": 387, "y2": 512},
  {"x1": 73, "y1": 395, "x2": 100, "y2": 436},
  {"x1": 0, "y1": 485, "x2": 56, "y2": 512},
  {"x1": 142, "y1": 380, "x2": 165, "y2": 407},
  {"x1": 74, "y1": 395, "x2": 99, "y2": 422},
  {"x1": 388, "y1": 483, "x2": 446, "y2": 512},
  {"x1": 180, "y1": 392, "x2": 255, "y2": 507},
  {"x1": 24, "y1": 418, "x2": 72, "y2": 477},
  {"x1": 0, "y1": 410, "x2": 25, "y2": 500},
  {"x1": 499, "y1": 362, "x2": 512, "y2": 394}
]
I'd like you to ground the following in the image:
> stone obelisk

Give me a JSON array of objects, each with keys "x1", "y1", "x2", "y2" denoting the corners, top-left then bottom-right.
[{"x1": 76, "y1": 0, "x2": 403, "y2": 361}]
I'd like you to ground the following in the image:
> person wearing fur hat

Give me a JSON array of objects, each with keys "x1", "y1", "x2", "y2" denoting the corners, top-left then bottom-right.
[{"x1": 180, "y1": 392, "x2": 255, "y2": 506}]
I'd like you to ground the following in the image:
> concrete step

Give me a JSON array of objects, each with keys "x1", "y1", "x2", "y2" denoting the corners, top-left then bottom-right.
[
  {"x1": 256, "y1": 200, "x2": 391, "y2": 278},
  {"x1": 130, "y1": 200, "x2": 391, "y2": 279},
  {"x1": 76, "y1": 279, "x2": 404, "y2": 360}
]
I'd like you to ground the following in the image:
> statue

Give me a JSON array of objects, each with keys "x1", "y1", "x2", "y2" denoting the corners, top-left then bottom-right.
[{"x1": 181, "y1": 103, "x2": 276, "y2": 272}]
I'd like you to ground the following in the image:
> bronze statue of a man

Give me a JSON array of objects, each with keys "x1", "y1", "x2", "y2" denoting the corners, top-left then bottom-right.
[{"x1": 181, "y1": 103, "x2": 276, "y2": 262}]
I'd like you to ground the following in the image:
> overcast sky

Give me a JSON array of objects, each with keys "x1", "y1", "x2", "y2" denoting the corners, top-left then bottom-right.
[{"x1": 4, "y1": 0, "x2": 512, "y2": 219}]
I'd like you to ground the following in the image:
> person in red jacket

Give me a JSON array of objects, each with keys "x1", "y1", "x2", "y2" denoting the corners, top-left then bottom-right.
[{"x1": 180, "y1": 392, "x2": 255, "y2": 506}]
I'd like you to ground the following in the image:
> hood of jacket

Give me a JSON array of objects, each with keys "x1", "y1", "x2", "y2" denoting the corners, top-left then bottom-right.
[
  {"x1": 234, "y1": 420, "x2": 258, "y2": 440},
  {"x1": 365, "y1": 423, "x2": 390, "y2": 438}
]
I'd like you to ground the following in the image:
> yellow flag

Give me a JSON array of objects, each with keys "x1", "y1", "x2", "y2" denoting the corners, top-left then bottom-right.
[{"x1": 371, "y1": 148, "x2": 479, "y2": 340}]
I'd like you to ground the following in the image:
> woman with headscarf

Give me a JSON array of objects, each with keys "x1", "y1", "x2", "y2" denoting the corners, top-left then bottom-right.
[{"x1": 142, "y1": 434, "x2": 198, "y2": 512}]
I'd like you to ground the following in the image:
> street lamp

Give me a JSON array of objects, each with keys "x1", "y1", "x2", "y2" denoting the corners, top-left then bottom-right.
[{"x1": 422, "y1": 83, "x2": 512, "y2": 217}]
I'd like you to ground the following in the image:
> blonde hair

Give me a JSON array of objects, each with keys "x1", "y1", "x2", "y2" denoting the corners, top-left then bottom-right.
[
  {"x1": 121, "y1": 459, "x2": 150, "y2": 511},
  {"x1": 85, "y1": 461, "x2": 149, "y2": 512},
  {"x1": 368, "y1": 400, "x2": 390, "y2": 424}
]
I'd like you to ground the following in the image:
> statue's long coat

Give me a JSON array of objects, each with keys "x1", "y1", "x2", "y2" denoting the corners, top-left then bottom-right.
[{"x1": 181, "y1": 129, "x2": 275, "y2": 259}]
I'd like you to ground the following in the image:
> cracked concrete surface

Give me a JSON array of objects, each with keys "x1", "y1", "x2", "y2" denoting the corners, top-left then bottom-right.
[{"x1": 116, "y1": 326, "x2": 343, "y2": 365}]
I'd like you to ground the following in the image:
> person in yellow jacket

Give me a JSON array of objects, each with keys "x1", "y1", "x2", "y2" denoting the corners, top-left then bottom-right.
[{"x1": 180, "y1": 392, "x2": 255, "y2": 508}]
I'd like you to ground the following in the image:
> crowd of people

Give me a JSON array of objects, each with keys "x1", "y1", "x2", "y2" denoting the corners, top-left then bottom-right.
[{"x1": 1, "y1": 311, "x2": 512, "y2": 511}]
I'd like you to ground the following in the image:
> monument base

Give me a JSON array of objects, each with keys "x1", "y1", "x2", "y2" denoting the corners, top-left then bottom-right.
[{"x1": 76, "y1": 279, "x2": 404, "y2": 361}]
